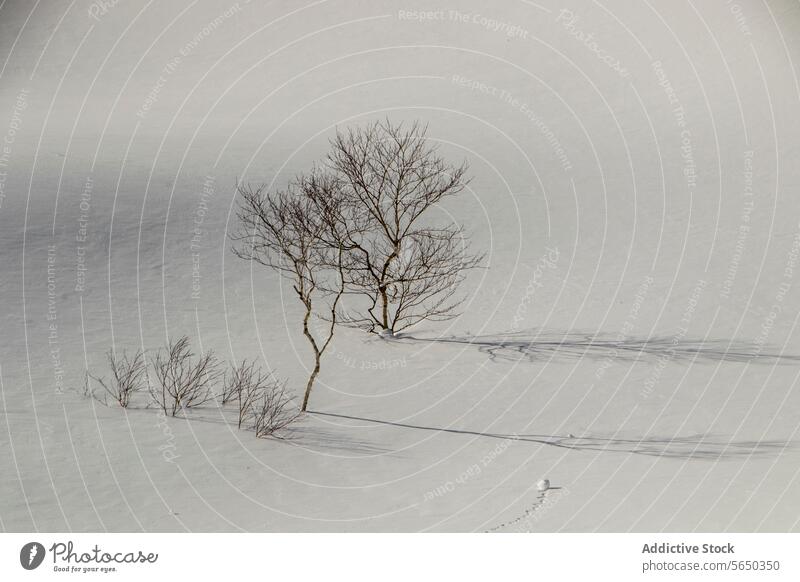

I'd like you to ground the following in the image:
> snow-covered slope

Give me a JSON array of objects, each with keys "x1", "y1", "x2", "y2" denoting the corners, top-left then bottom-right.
[{"x1": 1, "y1": 0, "x2": 800, "y2": 531}]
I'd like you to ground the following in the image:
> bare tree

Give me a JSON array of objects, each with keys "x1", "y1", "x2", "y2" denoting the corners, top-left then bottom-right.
[
  {"x1": 231, "y1": 121, "x2": 483, "y2": 410},
  {"x1": 88, "y1": 349, "x2": 148, "y2": 408},
  {"x1": 231, "y1": 176, "x2": 346, "y2": 411},
  {"x1": 150, "y1": 336, "x2": 222, "y2": 416},
  {"x1": 249, "y1": 380, "x2": 299, "y2": 438},
  {"x1": 326, "y1": 119, "x2": 483, "y2": 334}
]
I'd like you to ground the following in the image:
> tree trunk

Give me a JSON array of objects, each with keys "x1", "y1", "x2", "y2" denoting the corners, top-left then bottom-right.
[
  {"x1": 379, "y1": 285, "x2": 390, "y2": 331},
  {"x1": 301, "y1": 301, "x2": 321, "y2": 412},
  {"x1": 377, "y1": 246, "x2": 398, "y2": 332},
  {"x1": 301, "y1": 354, "x2": 320, "y2": 412}
]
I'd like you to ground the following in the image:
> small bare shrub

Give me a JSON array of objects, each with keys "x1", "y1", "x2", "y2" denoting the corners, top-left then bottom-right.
[
  {"x1": 219, "y1": 361, "x2": 247, "y2": 405},
  {"x1": 151, "y1": 336, "x2": 222, "y2": 416},
  {"x1": 249, "y1": 380, "x2": 299, "y2": 438},
  {"x1": 223, "y1": 359, "x2": 281, "y2": 429},
  {"x1": 88, "y1": 349, "x2": 148, "y2": 408}
]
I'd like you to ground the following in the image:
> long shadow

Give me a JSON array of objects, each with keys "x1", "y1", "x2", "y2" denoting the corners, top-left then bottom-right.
[
  {"x1": 178, "y1": 407, "x2": 393, "y2": 454},
  {"x1": 396, "y1": 328, "x2": 800, "y2": 365},
  {"x1": 311, "y1": 411, "x2": 795, "y2": 460},
  {"x1": 282, "y1": 425, "x2": 393, "y2": 455}
]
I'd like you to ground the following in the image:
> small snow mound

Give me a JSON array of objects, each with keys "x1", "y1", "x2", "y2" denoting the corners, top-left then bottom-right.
[
  {"x1": 379, "y1": 328, "x2": 394, "y2": 339},
  {"x1": 536, "y1": 478, "x2": 550, "y2": 492}
]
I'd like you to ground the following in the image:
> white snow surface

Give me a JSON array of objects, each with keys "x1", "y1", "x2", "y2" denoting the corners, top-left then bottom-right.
[{"x1": 1, "y1": 0, "x2": 800, "y2": 531}]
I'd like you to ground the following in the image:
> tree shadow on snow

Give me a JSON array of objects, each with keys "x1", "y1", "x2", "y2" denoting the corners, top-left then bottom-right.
[
  {"x1": 397, "y1": 328, "x2": 800, "y2": 365},
  {"x1": 282, "y1": 424, "x2": 393, "y2": 455},
  {"x1": 311, "y1": 411, "x2": 796, "y2": 460}
]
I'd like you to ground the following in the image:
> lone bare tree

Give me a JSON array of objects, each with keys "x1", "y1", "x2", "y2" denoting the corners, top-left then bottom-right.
[
  {"x1": 231, "y1": 175, "x2": 346, "y2": 411},
  {"x1": 327, "y1": 120, "x2": 483, "y2": 334}
]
